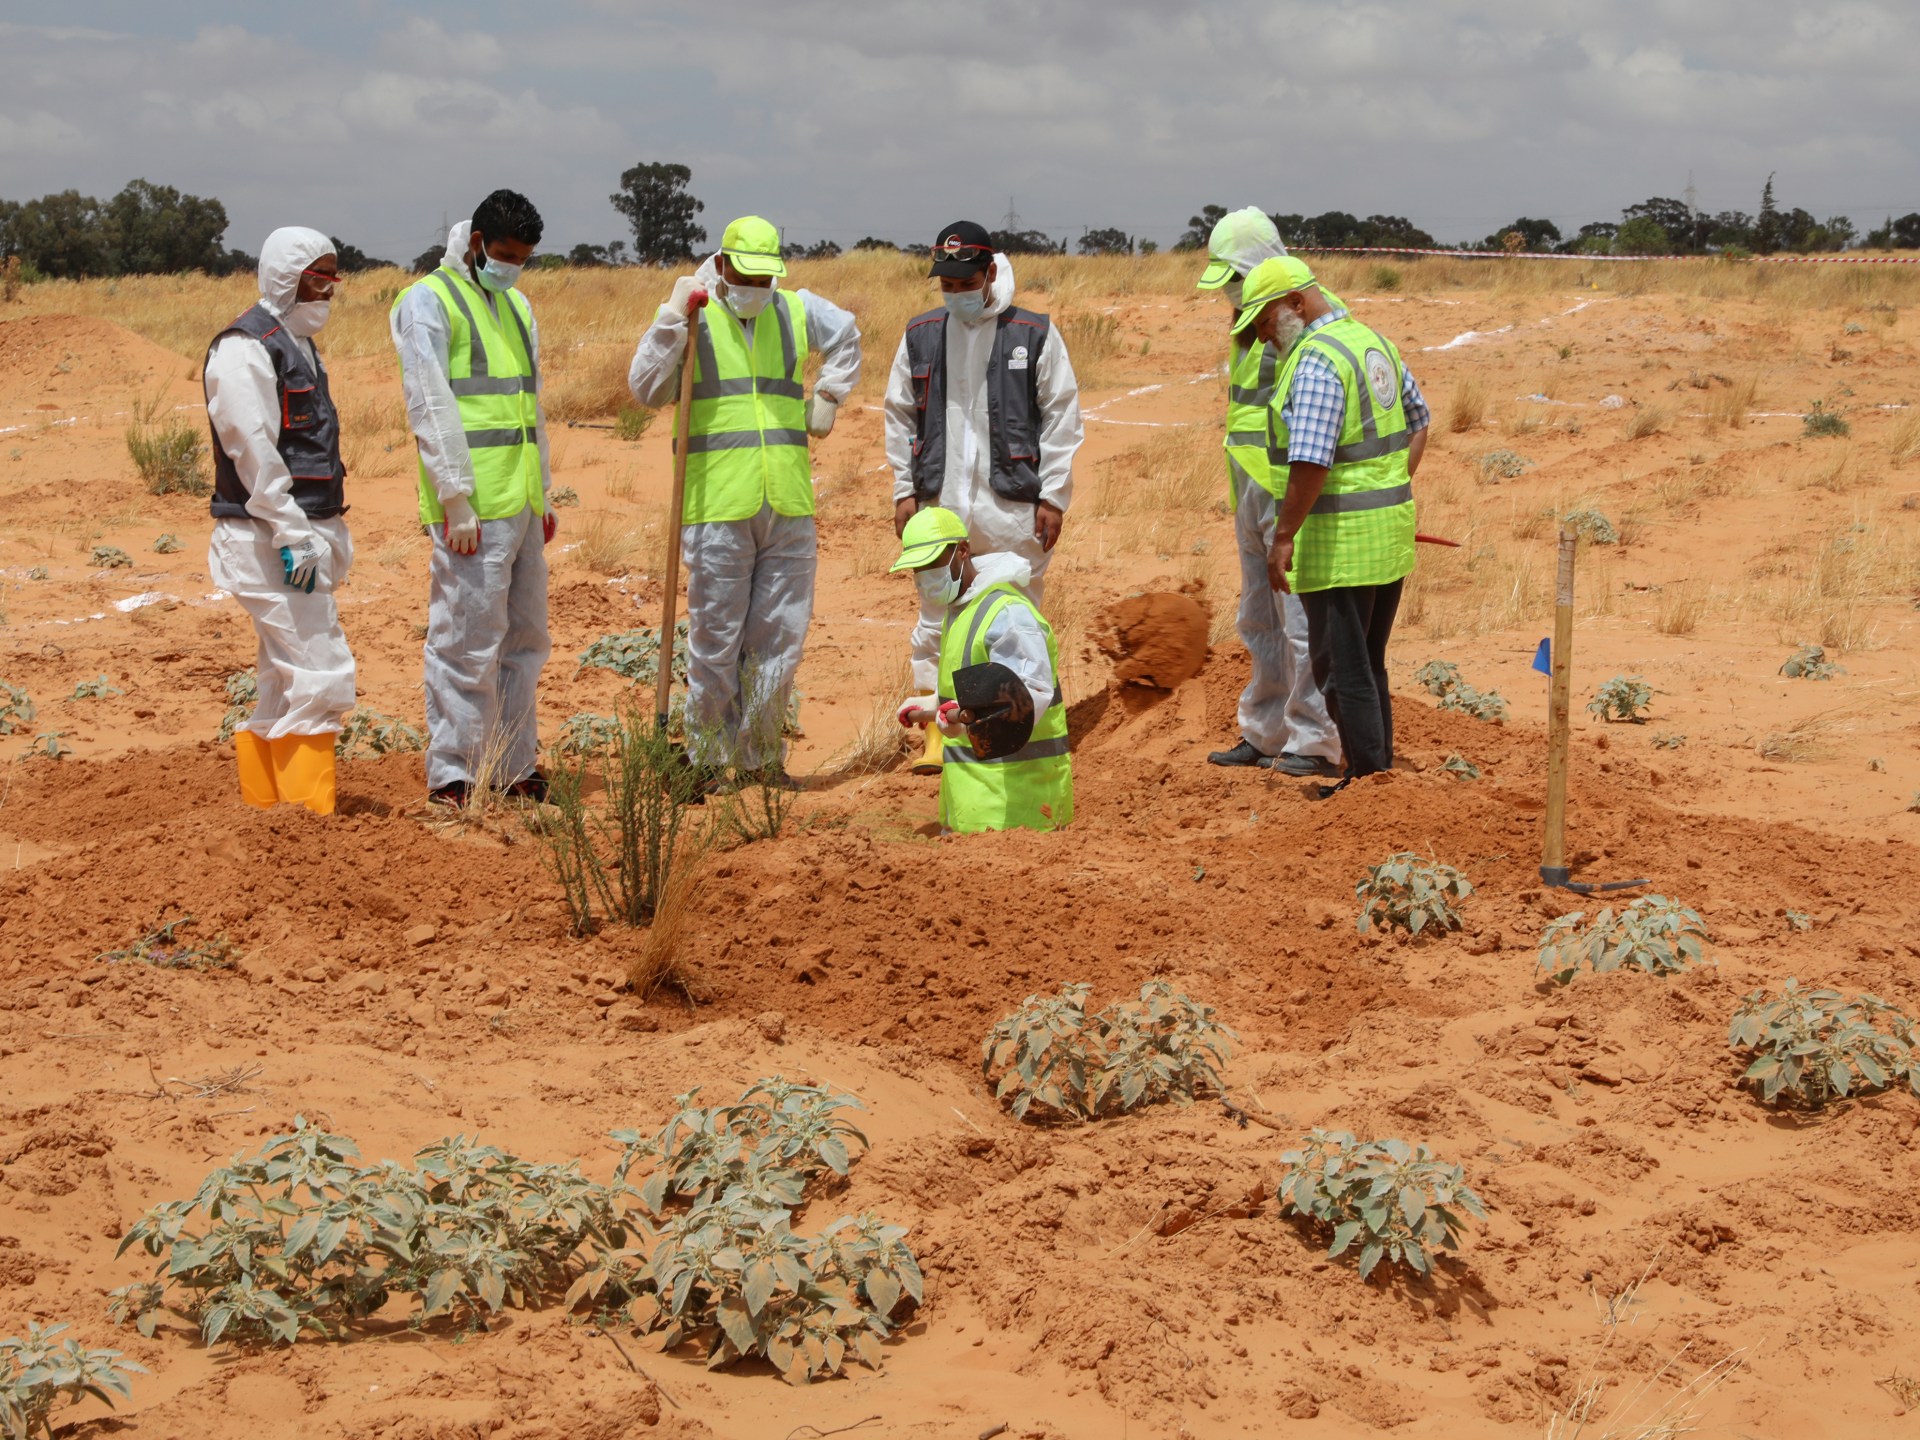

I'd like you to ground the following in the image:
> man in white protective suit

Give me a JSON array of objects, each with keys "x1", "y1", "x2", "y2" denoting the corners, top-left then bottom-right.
[
  {"x1": 204, "y1": 227, "x2": 355, "y2": 815},
  {"x1": 627, "y1": 215, "x2": 862, "y2": 791},
  {"x1": 1193, "y1": 208, "x2": 1341, "y2": 777},
  {"x1": 882, "y1": 219, "x2": 1083, "y2": 776},
  {"x1": 390, "y1": 189, "x2": 555, "y2": 808}
]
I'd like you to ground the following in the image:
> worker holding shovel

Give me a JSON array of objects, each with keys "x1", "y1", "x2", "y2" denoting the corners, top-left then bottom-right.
[
  {"x1": 628, "y1": 216, "x2": 862, "y2": 791},
  {"x1": 893, "y1": 507, "x2": 1072, "y2": 834}
]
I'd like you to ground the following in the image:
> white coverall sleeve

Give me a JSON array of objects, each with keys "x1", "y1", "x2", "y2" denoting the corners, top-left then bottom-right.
[
  {"x1": 1035, "y1": 327, "x2": 1084, "y2": 514},
  {"x1": 982, "y1": 605, "x2": 1056, "y2": 717},
  {"x1": 628, "y1": 307, "x2": 689, "y2": 409},
  {"x1": 881, "y1": 336, "x2": 918, "y2": 505},
  {"x1": 529, "y1": 304, "x2": 551, "y2": 494},
  {"x1": 204, "y1": 335, "x2": 314, "y2": 552},
  {"x1": 797, "y1": 289, "x2": 862, "y2": 403},
  {"x1": 391, "y1": 286, "x2": 476, "y2": 503}
]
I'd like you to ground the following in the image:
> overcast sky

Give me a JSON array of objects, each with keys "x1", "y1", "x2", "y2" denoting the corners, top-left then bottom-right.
[{"x1": 3, "y1": 1, "x2": 1914, "y2": 261}]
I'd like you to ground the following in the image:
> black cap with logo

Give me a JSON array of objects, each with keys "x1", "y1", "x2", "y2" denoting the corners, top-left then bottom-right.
[{"x1": 928, "y1": 220, "x2": 995, "y2": 278}]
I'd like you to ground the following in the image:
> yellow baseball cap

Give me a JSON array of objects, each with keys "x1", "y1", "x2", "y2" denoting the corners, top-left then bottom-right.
[
  {"x1": 891, "y1": 507, "x2": 969, "y2": 572},
  {"x1": 720, "y1": 215, "x2": 786, "y2": 278},
  {"x1": 1230, "y1": 255, "x2": 1318, "y2": 333}
]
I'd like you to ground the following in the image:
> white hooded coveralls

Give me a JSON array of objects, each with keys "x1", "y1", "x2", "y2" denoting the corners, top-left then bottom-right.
[
  {"x1": 627, "y1": 256, "x2": 863, "y2": 770},
  {"x1": 204, "y1": 226, "x2": 356, "y2": 740},
  {"x1": 1211, "y1": 215, "x2": 1337, "y2": 763},
  {"x1": 882, "y1": 254, "x2": 1084, "y2": 692},
  {"x1": 390, "y1": 222, "x2": 552, "y2": 791}
]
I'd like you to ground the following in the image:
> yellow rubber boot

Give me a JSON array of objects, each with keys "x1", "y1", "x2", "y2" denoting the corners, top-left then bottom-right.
[
  {"x1": 271, "y1": 734, "x2": 338, "y2": 816},
  {"x1": 911, "y1": 723, "x2": 944, "y2": 776},
  {"x1": 234, "y1": 731, "x2": 279, "y2": 809}
]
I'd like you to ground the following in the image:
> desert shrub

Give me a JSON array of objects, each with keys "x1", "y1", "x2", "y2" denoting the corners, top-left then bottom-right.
[
  {"x1": 1357, "y1": 853, "x2": 1472, "y2": 936},
  {"x1": 1779, "y1": 644, "x2": 1842, "y2": 680},
  {"x1": 153, "y1": 532, "x2": 181, "y2": 554},
  {"x1": 96, "y1": 915, "x2": 237, "y2": 971},
  {"x1": 1562, "y1": 508, "x2": 1619, "y2": 545},
  {"x1": 0, "y1": 682, "x2": 36, "y2": 734},
  {"x1": 1586, "y1": 674, "x2": 1653, "y2": 723},
  {"x1": 91, "y1": 545, "x2": 132, "y2": 569},
  {"x1": 126, "y1": 412, "x2": 209, "y2": 496},
  {"x1": 553, "y1": 711, "x2": 623, "y2": 758},
  {"x1": 1475, "y1": 448, "x2": 1531, "y2": 482},
  {"x1": 23, "y1": 731, "x2": 71, "y2": 761},
  {"x1": 216, "y1": 669, "x2": 257, "y2": 742},
  {"x1": 1367, "y1": 264, "x2": 1403, "y2": 292},
  {"x1": 1414, "y1": 659, "x2": 1462, "y2": 696},
  {"x1": 1728, "y1": 981, "x2": 1920, "y2": 1108},
  {"x1": 548, "y1": 486, "x2": 580, "y2": 507},
  {"x1": 616, "y1": 405, "x2": 655, "y2": 442},
  {"x1": 2, "y1": 1322, "x2": 144, "y2": 1440},
  {"x1": 110, "y1": 1117, "x2": 636, "y2": 1345},
  {"x1": 1276, "y1": 1130, "x2": 1487, "y2": 1281},
  {"x1": 1536, "y1": 896, "x2": 1709, "y2": 986},
  {"x1": 576, "y1": 624, "x2": 689, "y2": 685},
  {"x1": 334, "y1": 707, "x2": 425, "y2": 759},
  {"x1": 981, "y1": 980, "x2": 1236, "y2": 1122},
  {"x1": 1416, "y1": 659, "x2": 1508, "y2": 722},
  {"x1": 1442, "y1": 754, "x2": 1481, "y2": 780},
  {"x1": 1802, "y1": 401, "x2": 1850, "y2": 439}
]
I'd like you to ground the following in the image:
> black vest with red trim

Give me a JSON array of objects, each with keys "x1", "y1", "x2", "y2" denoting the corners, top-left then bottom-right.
[
  {"x1": 902, "y1": 305, "x2": 1051, "y2": 505},
  {"x1": 205, "y1": 303, "x2": 347, "y2": 520}
]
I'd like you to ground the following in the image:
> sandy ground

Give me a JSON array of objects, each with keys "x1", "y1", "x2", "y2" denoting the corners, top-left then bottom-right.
[{"x1": 2, "y1": 262, "x2": 1919, "y2": 1439}]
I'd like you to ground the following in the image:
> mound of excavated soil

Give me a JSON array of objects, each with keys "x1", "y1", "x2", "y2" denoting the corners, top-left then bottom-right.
[{"x1": 1090, "y1": 589, "x2": 1209, "y2": 689}]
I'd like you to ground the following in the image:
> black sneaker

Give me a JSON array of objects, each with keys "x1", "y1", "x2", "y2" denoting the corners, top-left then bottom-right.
[
  {"x1": 503, "y1": 769, "x2": 550, "y2": 802},
  {"x1": 1266, "y1": 752, "x2": 1344, "y2": 778},
  {"x1": 1207, "y1": 739, "x2": 1270, "y2": 767},
  {"x1": 427, "y1": 780, "x2": 471, "y2": 808}
]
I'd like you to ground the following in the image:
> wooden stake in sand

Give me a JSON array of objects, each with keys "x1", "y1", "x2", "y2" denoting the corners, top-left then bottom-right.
[
  {"x1": 1541, "y1": 524, "x2": 1577, "y2": 887},
  {"x1": 655, "y1": 288, "x2": 709, "y2": 734}
]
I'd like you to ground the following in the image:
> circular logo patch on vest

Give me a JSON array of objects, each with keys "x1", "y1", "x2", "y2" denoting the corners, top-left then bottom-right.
[{"x1": 1364, "y1": 348, "x2": 1398, "y2": 409}]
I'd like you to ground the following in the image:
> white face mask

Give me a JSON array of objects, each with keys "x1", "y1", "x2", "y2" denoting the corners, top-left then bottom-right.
[
  {"x1": 285, "y1": 300, "x2": 330, "y2": 337},
  {"x1": 915, "y1": 555, "x2": 963, "y2": 607},
  {"x1": 473, "y1": 247, "x2": 523, "y2": 293},
  {"x1": 724, "y1": 280, "x2": 774, "y2": 318},
  {"x1": 943, "y1": 287, "x2": 988, "y2": 323},
  {"x1": 1223, "y1": 279, "x2": 1244, "y2": 308}
]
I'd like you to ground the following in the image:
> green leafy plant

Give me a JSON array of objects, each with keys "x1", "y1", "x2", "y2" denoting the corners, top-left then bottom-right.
[
  {"x1": 1414, "y1": 659, "x2": 1462, "y2": 697},
  {"x1": 335, "y1": 708, "x2": 425, "y2": 760},
  {"x1": 576, "y1": 624, "x2": 689, "y2": 685},
  {"x1": 23, "y1": 731, "x2": 71, "y2": 760},
  {"x1": 981, "y1": 980, "x2": 1236, "y2": 1122},
  {"x1": 1562, "y1": 508, "x2": 1619, "y2": 545},
  {"x1": 1780, "y1": 644, "x2": 1842, "y2": 680},
  {"x1": 72, "y1": 674, "x2": 122, "y2": 700},
  {"x1": 97, "y1": 915, "x2": 238, "y2": 971},
  {"x1": 1802, "y1": 401, "x2": 1850, "y2": 438},
  {"x1": 1728, "y1": 980, "x2": 1920, "y2": 1107},
  {"x1": 0, "y1": 681, "x2": 34, "y2": 735},
  {"x1": 1416, "y1": 659, "x2": 1507, "y2": 722},
  {"x1": 1784, "y1": 910, "x2": 1812, "y2": 932},
  {"x1": 553, "y1": 712, "x2": 623, "y2": 758},
  {"x1": 153, "y1": 532, "x2": 181, "y2": 554},
  {"x1": 548, "y1": 486, "x2": 580, "y2": 507},
  {"x1": 1475, "y1": 448, "x2": 1532, "y2": 482},
  {"x1": 1276, "y1": 1130, "x2": 1487, "y2": 1281},
  {"x1": 1442, "y1": 754, "x2": 1480, "y2": 780},
  {"x1": 1357, "y1": 853, "x2": 1472, "y2": 936},
  {"x1": 1586, "y1": 674, "x2": 1653, "y2": 723},
  {"x1": 1536, "y1": 896, "x2": 1709, "y2": 986},
  {"x1": 90, "y1": 545, "x2": 132, "y2": 569},
  {"x1": 217, "y1": 669, "x2": 257, "y2": 743},
  {"x1": 2, "y1": 1322, "x2": 145, "y2": 1440}
]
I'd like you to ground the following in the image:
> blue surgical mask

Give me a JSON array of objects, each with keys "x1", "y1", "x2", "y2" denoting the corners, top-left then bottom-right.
[
  {"x1": 943, "y1": 288, "x2": 987, "y2": 323},
  {"x1": 474, "y1": 248, "x2": 522, "y2": 293}
]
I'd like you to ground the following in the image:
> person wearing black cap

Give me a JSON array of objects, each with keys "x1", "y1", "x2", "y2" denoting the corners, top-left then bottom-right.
[{"x1": 882, "y1": 221, "x2": 1083, "y2": 772}]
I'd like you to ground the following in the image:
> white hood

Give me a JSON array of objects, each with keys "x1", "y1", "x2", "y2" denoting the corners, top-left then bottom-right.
[
  {"x1": 980, "y1": 252, "x2": 1015, "y2": 321},
  {"x1": 440, "y1": 220, "x2": 472, "y2": 272},
  {"x1": 960, "y1": 550, "x2": 1034, "y2": 603},
  {"x1": 257, "y1": 227, "x2": 334, "y2": 317}
]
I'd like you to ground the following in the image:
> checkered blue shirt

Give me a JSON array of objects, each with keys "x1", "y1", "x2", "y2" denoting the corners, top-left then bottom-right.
[{"x1": 1280, "y1": 310, "x2": 1431, "y2": 468}]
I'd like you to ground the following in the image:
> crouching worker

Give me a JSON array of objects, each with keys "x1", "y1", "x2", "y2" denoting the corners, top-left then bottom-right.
[
  {"x1": 891, "y1": 508, "x2": 1071, "y2": 834},
  {"x1": 205, "y1": 227, "x2": 355, "y2": 815}
]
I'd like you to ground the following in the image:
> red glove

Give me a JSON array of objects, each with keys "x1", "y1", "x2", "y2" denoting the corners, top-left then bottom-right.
[{"x1": 542, "y1": 511, "x2": 558, "y2": 545}]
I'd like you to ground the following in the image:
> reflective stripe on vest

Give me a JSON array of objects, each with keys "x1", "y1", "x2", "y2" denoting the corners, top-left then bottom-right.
[
  {"x1": 1273, "y1": 314, "x2": 1417, "y2": 591},
  {"x1": 681, "y1": 290, "x2": 812, "y2": 524},
  {"x1": 936, "y1": 583, "x2": 1073, "y2": 833},
  {"x1": 1223, "y1": 337, "x2": 1280, "y2": 511},
  {"x1": 396, "y1": 268, "x2": 544, "y2": 524}
]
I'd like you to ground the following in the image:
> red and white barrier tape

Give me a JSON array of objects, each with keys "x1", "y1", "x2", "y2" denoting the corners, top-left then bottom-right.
[{"x1": 1295, "y1": 244, "x2": 1920, "y2": 265}]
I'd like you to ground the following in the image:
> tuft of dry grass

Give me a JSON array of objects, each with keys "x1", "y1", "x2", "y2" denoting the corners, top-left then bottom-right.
[
  {"x1": 625, "y1": 825, "x2": 711, "y2": 999},
  {"x1": 1621, "y1": 404, "x2": 1671, "y2": 441},
  {"x1": 1090, "y1": 425, "x2": 1218, "y2": 521},
  {"x1": 1655, "y1": 583, "x2": 1705, "y2": 636},
  {"x1": 1888, "y1": 411, "x2": 1920, "y2": 466},
  {"x1": 1447, "y1": 377, "x2": 1488, "y2": 434},
  {"x1": 1704, "y1": 373, "x2": 1759, "y2": 431},
  {"x1": 572, "y1": 512, "x2": 641, "y2": 575}
]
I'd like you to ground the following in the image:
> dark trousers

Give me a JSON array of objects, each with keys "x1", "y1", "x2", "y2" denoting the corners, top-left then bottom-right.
[{"x1": 1298, "y1": 579, "x2": 1402, "y2": 778}]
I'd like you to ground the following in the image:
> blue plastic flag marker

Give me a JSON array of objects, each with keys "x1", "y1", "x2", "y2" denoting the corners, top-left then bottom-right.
[{"x1": 1532, "y1": 638, "x2": 1551, "y2": 675}]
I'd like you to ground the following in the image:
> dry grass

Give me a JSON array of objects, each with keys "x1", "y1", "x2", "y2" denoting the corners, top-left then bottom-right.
[
  {"x1": 1061, "y1": 311, "x2": 1125, "y2": 390},
  {"x1": 1704, "y1": 373, "x2": 1759, "y2": 431},
  {"x1": 818, "y1": 663, "x2": 914, "y2": 782},
  {"x1": 606, "y1": 463, "x2": 638, "y2": 501},
  {"x1": 1447, "y1": 377, "x2": 1488, "y2": 434},
  {"x1": 1888, "y1": 411, "x2": 1920, "y2": 466},
  {"x1": 1655, "y1": 583, "x2": 1705, "y2": 636},
  {"x1": 373, "y1": 533, "x2": 426, "y2": 570},
  {"x1": 1090, "y1": 425, "x2": 1217, "y2": 520},
  {"x1": 846, "y1": 526, "x2": 898, "y2": 581},
  {"x1": 571, "y1": 512, "x2": 641, "y2": 575},
  {"x1": 1798, "y1": 445, "x2": 1856, "y2": 493},
  {"x1": 1757, "y1": 705, "x2": 1858, "y2": 763},
  {"x1": 1621, "y1": 404, "x2": 1672, "y2": 441},
  {"x1": 625, "y1": 824, "x2": 711, "y2": 999}
]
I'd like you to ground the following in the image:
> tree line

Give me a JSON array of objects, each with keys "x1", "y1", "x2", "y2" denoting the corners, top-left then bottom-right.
[{"x1": 3, "y1": 167, "x2": 1916, "y2": 282}]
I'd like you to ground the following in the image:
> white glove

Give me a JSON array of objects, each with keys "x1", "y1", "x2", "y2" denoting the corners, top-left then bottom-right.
[
  {"x1": 897, "y1": 695, "x2": 938, "y2": 728},
  {"x1": 661, "y1": 275, "x2": 700, "y2": 322},
  {"x1": 807, "y1": 393, "x2": 838, "y2": 438},
  {"x1": 280, "y1": 536, "x2": 327, "y2": 594},
  {"x1": 935, "y1": 700, "x2": 969, "y2": 740},
  {"x1": 441, "y1": 493, "x2": 480, "y2": 555}
]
